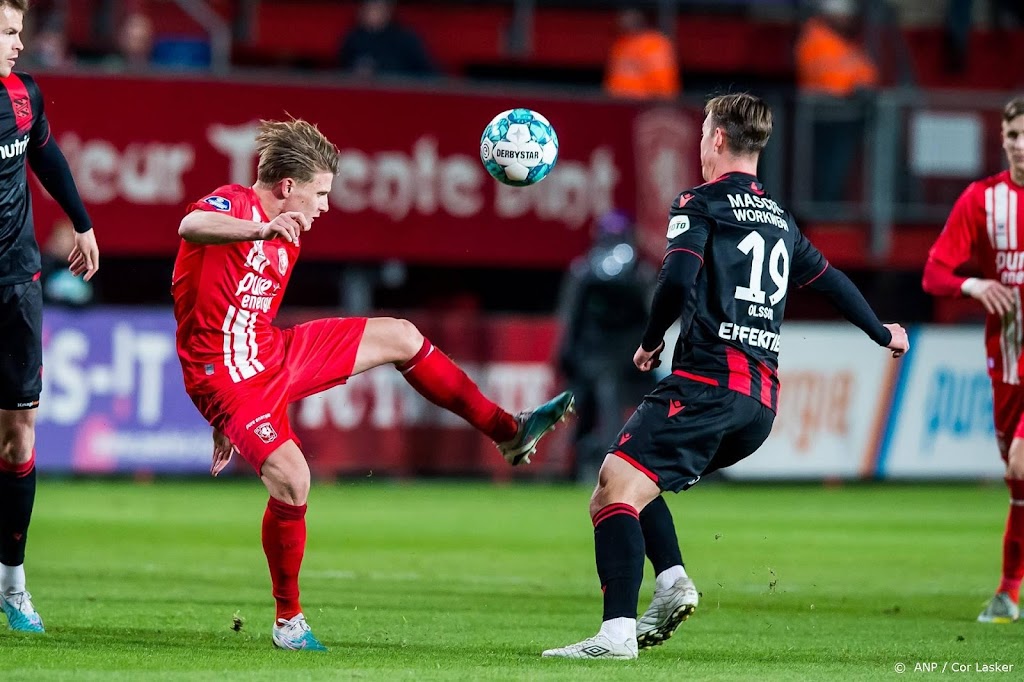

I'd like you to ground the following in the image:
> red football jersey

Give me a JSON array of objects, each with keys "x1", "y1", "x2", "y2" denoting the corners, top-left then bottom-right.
[
  {"x1": 171, "y1": 184, "x2": 300, "y2": 391},
  {"x1": 926, "y1": 171, "x2": 1024, "y2": 384}
]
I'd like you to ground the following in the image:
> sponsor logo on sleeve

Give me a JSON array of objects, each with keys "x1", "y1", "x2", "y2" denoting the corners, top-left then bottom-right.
[{"x1": 667, "y1": 215, "x2": 690, "y2": 239}]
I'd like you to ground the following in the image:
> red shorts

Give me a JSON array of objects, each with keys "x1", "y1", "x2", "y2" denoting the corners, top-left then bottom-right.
[
  {"x1": 191, "y1": 317, "x2": 367, "y2": 473},
  {"x1": 992, "y1": 381, "x2": 1024, "y2": 462}
]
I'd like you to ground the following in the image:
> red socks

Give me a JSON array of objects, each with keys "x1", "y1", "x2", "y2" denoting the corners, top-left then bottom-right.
[
  {"x1": 262, "y1": 497, "x2": 307, "y2": 621},
  {"x1": 998, "y1": 479, "x2": 1024, "y2": 602},
  {"x1": 398, "y1": 338, "x2": 517, "y2": 443}
]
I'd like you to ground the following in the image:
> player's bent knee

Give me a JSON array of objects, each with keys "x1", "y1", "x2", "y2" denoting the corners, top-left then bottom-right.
[
  {"x1": 363, "y1": 317, "x2": 424, "y2": 365},
  {"x1": 1008, "y1": 439, "x2": 1024, "y2": 479},
  {"x1": 391, "y1": 318, "x2": 424, "y2": 359},
  {"x1": 260, "y1": 442, "x2": 311, "y2": 505},
  {"x1": 265, "y1": 471, "x2": 310, "y2": 507},
  {"x1": 0, "y1": 417, "x2": 35, "y2": 464}
]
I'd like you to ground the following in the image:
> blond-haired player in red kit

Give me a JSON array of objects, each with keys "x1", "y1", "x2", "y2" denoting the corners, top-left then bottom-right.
[
  {"x1": 923, "y1": 96, "x2": 1024, "y2": 623},
  {"x1": 171, "y1": 118, "x2": 574, "y2": 650}
]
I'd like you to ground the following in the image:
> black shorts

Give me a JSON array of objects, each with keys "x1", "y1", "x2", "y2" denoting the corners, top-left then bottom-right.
[
  {"x1": 0, "y1": 279, "x2": 43, "y2": 410},
  {"x1": 609, "y1": 375, "x2": 775, "y2": 493}
]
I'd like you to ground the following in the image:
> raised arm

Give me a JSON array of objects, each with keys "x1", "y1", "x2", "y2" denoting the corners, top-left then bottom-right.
[
  {"x1": 791, "y1": 230, "x2": 907, "y2": 355},
  {"x1": 178, "y1": 209, "x2": 308, "y2": 245}
]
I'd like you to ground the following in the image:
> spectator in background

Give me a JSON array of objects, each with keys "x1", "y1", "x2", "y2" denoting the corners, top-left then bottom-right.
[
  {"x1": 556, "y1": 210, "x2": 657, "y2": 483},
  {"x1": 604, "y1": 9, "x2": 679, "y2": 100},
  {"x1": 40, "y1": 220, "x2": 94, "y2": 307},
  {"x1": 102, "y1": 11, "x2": 153, "y2": 72},
  {"x1": 795, "y1": 0, "x2": 878, "y2": 203},
  {"x1": 24, "y1": 20, "x2": 75, "y2": 70},
  {"x1": 337, "y1": 0, "x2": 436, "y2": 78}
]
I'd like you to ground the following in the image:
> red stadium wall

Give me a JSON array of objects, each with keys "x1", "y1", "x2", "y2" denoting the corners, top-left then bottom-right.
[{"x1": 30, "y1": 72, "x2": 704, "y2": 268}]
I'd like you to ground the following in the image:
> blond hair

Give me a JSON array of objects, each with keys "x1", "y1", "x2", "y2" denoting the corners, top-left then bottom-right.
[
  {"x1": 1004, "y1": 97, "x2": 1024, "y2": 123},
  {"x1": 255, "y1": 118, "x2": 340, "y2": 186},
  {"x1": 0, "y1": 0, "x2": 28, "y2": 13},
  {"x1": 705, "y1": 93, "x2": 773, "y2": 155}
]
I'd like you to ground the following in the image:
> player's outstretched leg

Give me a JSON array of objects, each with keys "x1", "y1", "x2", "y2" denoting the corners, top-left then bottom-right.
[
  {"x1": 395, "y1": 334, "x2": 574, "y2": 465},
  {"x1": 637, "y1": 495, "x2": 697, "y2": 649},
  {"x1": 0, "y1": 412, "x2": 43, "y2": 634}
]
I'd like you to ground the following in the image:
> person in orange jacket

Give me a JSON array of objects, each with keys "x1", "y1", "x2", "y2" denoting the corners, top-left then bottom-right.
[
  {"x1": 604, "y1": 9, "x2": 679, "y2": 101},
  {"x1": 795, "y1": 0, "x2": 879, "y2": 203},
  {"x1": 796, "y1": 0, "x2": 878, "y2": 97}
]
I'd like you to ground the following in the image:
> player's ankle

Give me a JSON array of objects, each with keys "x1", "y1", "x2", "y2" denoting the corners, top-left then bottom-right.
[
  {"x1": 599, "y1": 616, "x2": 636, "y2": 642},
  {"x1": 997, "y1": 578, "x2": 1021, "y2": 603},
  {"x1": 655, "y1": 565, "x2": 686, "y2": 591}
]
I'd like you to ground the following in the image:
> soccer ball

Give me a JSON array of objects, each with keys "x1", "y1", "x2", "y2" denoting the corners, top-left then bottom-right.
[{"x1": 479, "y1": 108, "x2": 559, "y2": 187}]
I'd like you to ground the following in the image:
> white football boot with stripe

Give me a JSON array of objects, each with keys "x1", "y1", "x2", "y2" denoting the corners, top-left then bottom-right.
[{"x1": 542, "y1": 632, "x2": 638, "y2": 660}]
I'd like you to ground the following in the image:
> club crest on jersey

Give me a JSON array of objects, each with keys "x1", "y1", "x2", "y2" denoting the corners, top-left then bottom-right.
[
  {"x1": 12, "y1": 97, "x2": 30, "y2": 120},
  {"x1": 204, "y1": 196, "x2": 232, "y2": 212},
  {"x1": 254, "y1": 423, "x2": 278, "y2": 444},
  {"x1": 278, "y1": 248, "x2": 288, "y2": 275}
]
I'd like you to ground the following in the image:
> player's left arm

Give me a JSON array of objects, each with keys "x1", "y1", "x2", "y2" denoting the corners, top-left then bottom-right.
[
  {"x1": 25, "y1": 80, "x2": 98, "y2": 280},
  {"x1": 791, "y1": 229, "x2": 908, "y2": 356},
  {"x1": 636, "y1": 202, "x2": 711, "y2": 371}
]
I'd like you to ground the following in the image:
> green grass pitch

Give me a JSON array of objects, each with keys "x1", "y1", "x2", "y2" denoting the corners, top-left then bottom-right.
[{"x1": 0, "y1": 479, "x2": 1020, "y2": 680}]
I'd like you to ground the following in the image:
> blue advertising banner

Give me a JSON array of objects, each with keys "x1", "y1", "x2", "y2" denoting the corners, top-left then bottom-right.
[{"x1": 36, "y1": 308, "x2": 212, "y2": 474}]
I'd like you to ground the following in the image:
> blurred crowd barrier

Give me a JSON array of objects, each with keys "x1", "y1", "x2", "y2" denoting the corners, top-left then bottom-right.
[
  {"x1": 36, "y1": 307, "x2": 999, "y2": 481},
  {"x1": 790, "y1": 90, "x2": 1017, "y2": 263}
]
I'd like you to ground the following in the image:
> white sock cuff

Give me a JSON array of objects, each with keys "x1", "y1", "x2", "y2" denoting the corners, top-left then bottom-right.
[
  {"x1": 655, "y1": 564, "x2": 687, "y2": 591},
  {"x1": 0, "y1": 563, "x2": 26, "y2": 595},
  {"x1": 600, "y1": 616, "x2": 636, "y2": 641}
]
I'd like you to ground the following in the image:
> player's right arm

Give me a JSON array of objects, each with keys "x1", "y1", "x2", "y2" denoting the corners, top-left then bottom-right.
[
  {"x1": 636, "y1": 193, "x2": 712, "y2": 370},
  {"x1": 178, "y1": 210, "x2": 309, "y2": 245},
  {"x1": 921, "y1": 183, "x2": 1015, "y2": 316}
]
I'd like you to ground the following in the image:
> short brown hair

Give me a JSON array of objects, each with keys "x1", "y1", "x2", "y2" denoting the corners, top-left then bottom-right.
[
  {"x1": 1004, "y1": 97, "x2": 1024, "y2": 123},
  {"x1": 0, "y1": 0, "x2": 28, "y2": 13},
  {"x1": 705, "y1": 93, "x2": 773, "y2": 155},
  {"x1": 255, "y1": 118, "x2": 340, "y2": 186}
]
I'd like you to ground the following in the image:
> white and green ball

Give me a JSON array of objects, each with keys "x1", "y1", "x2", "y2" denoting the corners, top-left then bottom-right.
[{"x1": 479, "y1": 108, "x2": 559, "y2": 186}]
